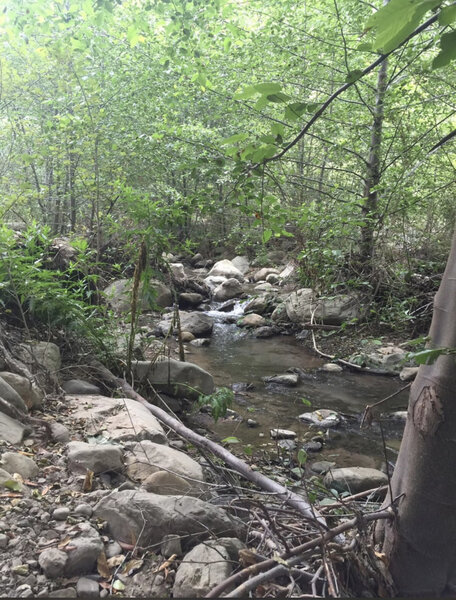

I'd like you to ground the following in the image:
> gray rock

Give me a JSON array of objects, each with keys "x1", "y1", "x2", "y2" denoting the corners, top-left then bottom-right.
[
  {"x1": 189, "y1": 338, "x2": 210, "y2": 347},
  {"x1": 213, "y1": 278, "x2": 244, "y2": 302},
  {"x1": 255, "y1": 326, "x2": 276, "y2": 339},
  {"x1": 271, "y1": 304, "x2": 289, "y2": 323},
  {"x1": 181, "y1": 331, "x2": 195, "y2": 342},
  {"x1": 67, "y1": 395, "x2": 167, "y2": 445},
  {"x1": 18, "y1": 341, "x2": 61, "y2": 374},
  {"x1": 385, "y1": 410, "x2": 407, "y2": 422},
  {"x1": 231, "y1": 256, "x2": 250, "y2": 275},
  {"x1": 253, "y1": 268, "x2": 280, "y2": 283},
  {"x1": 243, "y1": 295, "x2": 270, "y2": 315},
  {"x1": 311, "y1": 461, "x2": 336, "y2": 474},
  {"x1": 38, "y1": 548, "x2": 68, "y2": 579},
  {"x1": 303, "y1": 441, "x2": 323, "y2": 452},
  {"x1": 62, "y1": 380, "x2": 101, "y2": 395},
  {"x1": 133, "y1": 358, "x2": 214, "y2": 400},
  {"x1": 266, "y1": 273, "x2": 280, "y2": 284},
  {"x1": 1, "y1": 452, "x2": 39, "y2": 479},
  {"x1": 170, "y1": 263, "x2": 186, "y2": 282},
  {"x1": 76, "y1": 577, "x2": 99, "y2": 598},
  {"x1": 0, "y1": 534, "x2": 8, "y2": 548},
  {"x1": 0, "y1": 466, "x2": 23, "y2": 491},
  {"x1": 125, "y1": 441, "x2": 205, "y2": 494},
  {"x1": 48, "y1": 588, "x2": 77, "y2": 598},
  {"x1": 179, "y1": 293, "x2": 204, "y2": 308},
  {"x1": 270, "y1": 429, "x2": 297, "y2": 440},
  {"x1": 299, "y1": 409, "x2": 341, "y2": 429},
  {"x1": 0, "y1": 412, "x2": 26, "y2": 444},
  {"x1": 399, "y1": 366, "x2": 419, "y2": 381},
  {"x1": 207, "y1": 259, "x2": 245, "y2": 282},
  {"x1": 238, "y1": 313, "x2": 266, "y2": 328},
  {"x1": 0, "y1": 372, "x2": 43, "y2": 409},
  {"x1": 105, "y1": 541, "x2": 122, "y2": 558},
  {"x1": 53, "y1": 507, "x2": 70, "y2": 521},
  {"x1": 0, "y1": 376, "x2": 28, "y2": 414},
  {"x1": 103, "y1": 278, "x2": 172, "y2": 312},
  {"x1": 285, "y1": 289, "x2": 360, "y2": 325},
  {"x1": 173, "y1": 543, "x2": 232, "y2": 598},
  {"x1": 141, "y1": 471, "x2": 194, "y2": 496},
  {"x1": 160, "y1": 312, "x2": 214, "y2": 338},
  {"x1": 324, "y1": 467, "x2": 388, "y2": 494},
  {"x1": 161, "y1": 534, "x2": 183, "y2": 558},
  {"x1": 263, "y1": 373, "x2": 298, "y2": 386},
  {"x1": 93, "y1": 491, "x2": 243, "y2": 548},
  {"x1": 64, "y1": 524, "x2": 103, "y2": 577},
  {"x1": 247, "y1": 419, "x2": 258, "y2": 428},
  {"x1": 67, "y1": 441, "x2": 123, "y2": 474},
  {"x1": 321, "y1": 363, "x2": 343, "y2": 373},
  {"x1": 278, "y1": 439, "x2": 297, "y2": 451},
  {"x1": 74, "y1": 504, "x2": 93, "y2": 518},
  {"x1": 254, "y1": 282, "x2": 276, "y2": 292},
  {"x1": 50, "y1": 422, "x2": 71, "y2": 444}
]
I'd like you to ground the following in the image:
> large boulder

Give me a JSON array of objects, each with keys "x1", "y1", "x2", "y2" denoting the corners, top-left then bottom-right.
[
  {"x1": 253, "y1": 267, "x2": 280, "y2": 283},
  {"x1": 207, "y1": 260, "x2": 245, "y2": 282},
  {"x1": 243, "y1": 295, "x2": 272, "y2": 315},
  {"x1": 67, "y1": 395, "x2": 167, "y2": 445},
  {"x1": 157, "y1": 312, "x2": 213, "y2": 338},
  {"x1": 173, "y1": 543, "x2": 233, "y2": 598},
  {"x1": 231, "y1": 256, "x2": 250, "y2": 275},
  {"x1": 0, "y1": 372, "x2": 43, "y2": 409},
  {"x1": 324, "y1": 467, "x2": 388, "y2": 494},
  {"x1": 179, "y1": 293, "x2": 204, "y2": 308},
  {"x1": 133, "y1": 358, "x2": 214, "y2": 399},
  {"x1": 213, "y1": 278, "x2": 244, "y2": 302},
  {"x1": 103, "y1": 278, "x2": 172, "y2": 313},
  {"x1": 93, "y1": 490, "x2": 243, "y2": 548},
  {"x1": 285, "y1": 289, "x2": 360, "y2": 325},
  {"x1": 125, "y1": 440, "x2": 205, "y2": 494}
]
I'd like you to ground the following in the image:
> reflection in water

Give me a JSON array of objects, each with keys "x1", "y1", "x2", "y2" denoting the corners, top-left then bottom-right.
[{"x1": 187, "y1": 321, "x2": 408, "y2": 468}]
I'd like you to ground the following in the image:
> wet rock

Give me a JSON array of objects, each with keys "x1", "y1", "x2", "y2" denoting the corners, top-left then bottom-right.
[
  {"x1": 278, "y1": 439, "x2": 297, "y2": 451},
  {"x1": 0, "y1": 412, "x2": 27, "y2": 444},
  {"x1": 38, "y1": 548, "x2": 68, "y2": 579},
  {"x1": 94, "y1": 490, "x2": 243, "y2": 548},
  {"x1": 64, "y1": 524, "x2": 103, "y2": 577},
  {"x1": 311, "y1": 461, "x2": 336, "y2": 474},
  {"x1": 125, "y1": 441, "x2": 205, "y2": 494},
  {"x1": 53, "y1": 507, "x2": 70, "y2": 521},
  {"x1": 18, "y1": 341, "x2": 61, "y2": 374},
  {"x1": 238, "y1": 313, "x2": 266, "y2": 328},
  {"x1": 103, "y1": 278, "x2": 172, "y2": 312},
  {"x1": 231, "y1": 256, "x2": 250, "y2": 275},
  {"x1": 173, "y1": 543, "x2": 232, "y2": 598},
  {"x1": 1, "y1": 452, "x2": 39, "y2": 479},
  {"x1": 263, "y1": 373, "x2": 298, "y2": 386},
  {"x1": 271, "y1": 304, "x2": 289, "y2": 323},
  {"x1": 49, "y1": 422, "x2": 71, "y2": 444},
  {"x1": 0, "y1": 372, "x2": 43, "y2": 409},
  {"x1": 179, "y1": 293, "x2": 204, "y2": 309},
  {"x1": 0, "y1": 376, "x2": 28, "y2": 414},
  {"x1": 142, "y1": 471, "x2": 193, "y2": 496},
  {"x1": 133, "y1": 358, "x2": 214, "y2": 399},
  {"x1": 243, "y1": 295, "x2": 270, "y2": 315},
  {"x1": 67, "y1": 395, "x2": 167, "y2": 445},
  {"x1": 207, "y1": 259, "x2": 245, "y2": 282},
  {"x1": 189, "y1": 338, "x2": 210, "y2": 347},
  {"x1": 247, "y1": 419, "x2": 258, "y2": 428},
  {"x1": 321, "y1": 363, "x2": 343, "y2": 373},
  {"x1": 181, "y1": 331, "x2": 195, "y2": 342},
  {"x1": 399, "y1": 366, "x2": 419, "y2": 381},
  {"x1": 324, "y1": 467, "x2": 388, "y2": 494},
  {"x1": 67, "y1": 441, "x2": 123, "y2": 474},
  {"x1": 62, "y1": 380, "x2": 101, "y2": 395},
  {"x1": 76, "y1": 577, "x2": 99, "y2": 598},
  {"x1": 218, "y1": 299, "x2": 237, "y2": 312},
  {"x1": 270, "y1": 429, "x2": 297, "y2": 440},
  {"x1": 299, "y1": 409, "x2": 341, "y2": 429},
  {"x1": 213, "y1": 278, "x2": 244, "y2": 302},
  {"x1": 161, "y1": 534, "x2": 183, "y2": 558},
  {"x1": 255, "y1": 326, "x2": 276, "y2": 338},
  {"x1": 253, "y1": 268, "x2": 280, "y2": 283}
]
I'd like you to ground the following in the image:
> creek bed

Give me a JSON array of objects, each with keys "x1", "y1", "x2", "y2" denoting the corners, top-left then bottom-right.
[{"x1": 187, "y1": 317, "x2": 409, "y2": 470}]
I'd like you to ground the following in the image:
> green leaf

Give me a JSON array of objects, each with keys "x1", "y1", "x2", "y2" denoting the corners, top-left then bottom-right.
[
  {"x1": 254, "y1": 96, "x2": 269, "y2": 111},
  {"x1": 433, "y1": 30, "x2": 456, "y2": 69},
  {"x1": 262, "y1": 229, "x2": 273, "y2": 243},
  {"x1": 301, "y1": 397, "x2": 312, "y2": 406},
  {"x1": 408, "y1": 348, "x2": 446, "y2": 365},
  {"x1": 366, "y1": 0, "x2": 441, "y2": 53},
  {"x1": 1, "y1": 479, "x2": 21, "y2": 491},
  {"x1": 233, "y1": 86, "x2": 257, "y2": 100},
  {"x1": 254, "y1": 82, "x2": 282, "y2": 95},
  {"x1": 221, "y1": 133, "x2": 249, "y2": 145},
  {"x1": 345, "y1": 69, "x2": 364, "y2": 84},
  {"x1": 439, "y1": 4, "x2": 456, "y2": 25},
  {"x1": 222, "y1": 436, "x2": 240, "y2": 444},
  {"x1": 271, "y1": 123, "x2": 285, "y2": 137},
  {"x1": 284, "y1": 102, "x2": 308, "y2": 121},
  {"x1": 112, "y1": 580, "x2": 126, "y2": 591},
  {"x1": 266, "y1": 92, "x2": 291, "y2": 103},
  {"x1": 297, "y1": 448, "x2": 308, "y2": 466}
]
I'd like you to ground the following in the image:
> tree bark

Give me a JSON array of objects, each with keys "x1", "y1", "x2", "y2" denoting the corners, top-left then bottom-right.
[{"x1": 378, "y1": 227, "x2": 456, "y2": 596}]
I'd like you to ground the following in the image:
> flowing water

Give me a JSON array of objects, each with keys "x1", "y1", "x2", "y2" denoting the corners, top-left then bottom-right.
[{"x1": 186, "y1": 303, "x2": 408, "y2": 469}]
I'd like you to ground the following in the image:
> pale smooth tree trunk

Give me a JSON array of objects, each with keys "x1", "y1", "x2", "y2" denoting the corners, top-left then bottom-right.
[{"x1": 378, "y1": 227, "x2": 456, "y2": 596}]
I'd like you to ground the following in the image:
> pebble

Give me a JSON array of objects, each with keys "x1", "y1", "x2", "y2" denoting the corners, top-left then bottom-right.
[
  {"x1": 247, "y1": 419, "x2": 259, "y2": 428},
  {"x1": 100, "y1": 590, "x2": 109, "y2": 599},
  {"x1": 105, "y1": 542, "x2": 122, "y2": 559},
  {"x1": 303, "y1": 441, "x2": 323, "y2": 452},
  {"x1": 12, "y1": 565, "x2": 29, "y2": 576},
  {"x1": 270, "y1": 428, "x2": 297, "y2": 440},
  {"x1": 0, "y1": 520, "x2": 7, "y2": 531},
  {"x1": 16, "y1": 584, "x2": 33, "y2": 598},
  {"x1": 74, "y1": 504, "x2": 93, "y2": 518},
  {"x1": 76, "y1": 577, "x2": 99, "y2": 598},
  {"x1": 53, "y1": 507, "x2": 70, "y2": 521},
  {"x1": 0, "y1": 534, "x2": 8, "y2": 548}
]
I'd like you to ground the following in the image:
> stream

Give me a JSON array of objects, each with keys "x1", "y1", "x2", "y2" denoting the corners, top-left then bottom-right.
[{"x1": 186, "y1": 302, "x2": 408, "y2": 470}]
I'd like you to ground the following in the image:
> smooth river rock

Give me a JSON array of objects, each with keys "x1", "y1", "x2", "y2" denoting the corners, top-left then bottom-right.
[
  {"x1": 299, "y1": 409, "x2": 341, "y2": 428},
  {"x1": 324, "y1": 467, "x2": 388, "y2": 494}
]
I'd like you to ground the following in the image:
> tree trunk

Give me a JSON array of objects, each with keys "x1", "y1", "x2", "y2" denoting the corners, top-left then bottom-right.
[
  {"x1": 360, "y1": 56, "x2": 388, "y2": 267},
  {"x1": 378, "y1": 227, "x2": 456, "y2": 596}
]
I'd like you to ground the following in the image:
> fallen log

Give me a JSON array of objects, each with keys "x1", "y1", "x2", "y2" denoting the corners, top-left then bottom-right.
[{"x1": 92, "y1": 361, "x2": 326, "y2": 527}]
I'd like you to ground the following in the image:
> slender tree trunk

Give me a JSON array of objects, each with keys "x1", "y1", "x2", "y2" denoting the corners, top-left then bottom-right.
[
  {"x1": 378, "y1": 227, "x2": 456, "y2": 596},
  {"x1": 360, "y1": 56, "x2": 388, "y2": 267}
]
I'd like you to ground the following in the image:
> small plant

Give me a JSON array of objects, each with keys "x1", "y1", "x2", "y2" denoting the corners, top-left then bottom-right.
[{"x1": 197, "y1": 387, "x2": 234, "y2": 422}]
